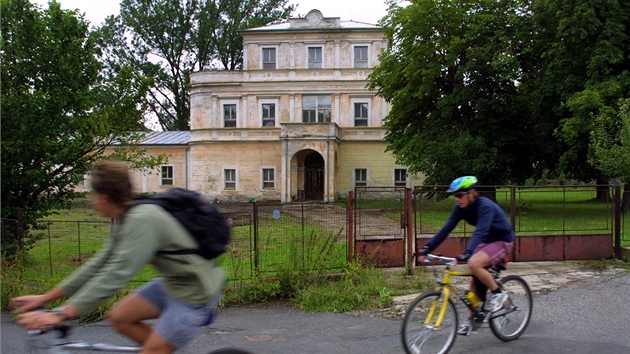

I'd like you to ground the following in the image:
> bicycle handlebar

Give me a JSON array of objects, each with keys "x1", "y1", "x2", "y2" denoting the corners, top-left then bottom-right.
[{"x1": 423, "y1": 254, "x2": 457, "y2": 265}]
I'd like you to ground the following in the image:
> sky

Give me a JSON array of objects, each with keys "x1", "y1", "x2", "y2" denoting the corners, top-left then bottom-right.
[{"x1": 31, "y1": 0, "x2": 390, "y2": 28}]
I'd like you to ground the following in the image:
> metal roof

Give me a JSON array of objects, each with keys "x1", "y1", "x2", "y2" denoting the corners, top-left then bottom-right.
[{"x1": 137, "y1": 131, "x2": 190, "y2": 145}]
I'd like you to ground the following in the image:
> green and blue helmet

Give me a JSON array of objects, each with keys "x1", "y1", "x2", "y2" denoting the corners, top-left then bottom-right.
[{"x1": 447, "y1": 176, "x2": 478, "y2": 193}]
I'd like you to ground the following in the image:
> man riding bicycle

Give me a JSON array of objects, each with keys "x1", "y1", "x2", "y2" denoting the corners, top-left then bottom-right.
[
  {"x1": 416, "y1": 176, "x2": 515, "y2": 335},
  {"x1": 12, "y1": 159, "x2": 226, "y2": 354}
]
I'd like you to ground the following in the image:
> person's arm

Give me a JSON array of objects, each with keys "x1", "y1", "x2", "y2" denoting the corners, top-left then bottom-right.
[
  {"x1": 57, "y1": 238, "x2": 115, "y2": 297},
  {"x1": 11, "y1": 238, "x2": 116, "y2": 312},
  {"x1": 11, "y1": 287, "x2": 67, "y2": 312},
  {"x1": 422, "y1": 206, "x2": 462, "y2": 253},
  {"x1": 64, "y1": 209, "x2": 160, "y2": 315}
]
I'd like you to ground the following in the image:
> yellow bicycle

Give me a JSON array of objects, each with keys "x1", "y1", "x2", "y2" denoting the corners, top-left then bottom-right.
[{"x1": 401, "y1": 254, "x2": 533, "y2": 354}]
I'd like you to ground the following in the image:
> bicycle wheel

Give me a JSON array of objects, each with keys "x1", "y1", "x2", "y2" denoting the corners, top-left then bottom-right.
[
  {"x1": 401, "y1": 291, "x2": 458, "y2": 354},
  {"x1": 206, "y1": 348, "x2": 254, "y2": 354},
  {"x1": 489, "y1": 275, "x2": 533, "y2": 341}
]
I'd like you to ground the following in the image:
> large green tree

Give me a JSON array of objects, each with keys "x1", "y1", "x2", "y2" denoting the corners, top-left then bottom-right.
[
  {"x1": 369, "y1": 0, "x2": 545, "y2": 185},
  {"x1": 1, "y1": 0, "x2": 160, "y2": 256},
  {"x1": 96, "y1": 0, "x2": 295, "y2": 131},
  {"x1": 533, "y1": 0, "x2": 630, "y2": 184}
]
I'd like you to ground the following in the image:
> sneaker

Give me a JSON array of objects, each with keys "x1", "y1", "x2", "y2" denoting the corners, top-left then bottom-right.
[
  {"x1": 457, "y1": 318, "x2": 472, "y2": 336},
  {"x1": 488, "y1": 291, "x2": 508, "y2": 312}
]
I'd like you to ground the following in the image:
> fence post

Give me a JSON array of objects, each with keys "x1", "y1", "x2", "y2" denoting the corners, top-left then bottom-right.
[
  {"x1": 347, "y1": 190, "x2": 354, "y2": 263},
  {"x1": 252, "y1": 201, "x2": 259, "y2": 274},
  {"x1": 614, "y1": 185, "x2": 622, "y2": 259},
  {"x1": 17, "y1": 207, "x2": 24, "y2": 251},
  {"x1": 406, "y1": 188, "x2": 414, "y2": 275},
  {"x1": 510, "y1": 186, "x2": 517, "y2": 262}
]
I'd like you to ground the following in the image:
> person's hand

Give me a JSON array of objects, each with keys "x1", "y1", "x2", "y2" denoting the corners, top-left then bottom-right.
[
  {"x1": 15, "y1": 311, "x2": 63, "y2": 330},
  {"x1": 454, "y1": 253, "x2": 470, "y2": 264},
  {"x1": 417, "y1": 246, "x2": 430, "y2": 263},
  {"x1": 10, "y1": 295, "x2": 47, "y2": 312}
]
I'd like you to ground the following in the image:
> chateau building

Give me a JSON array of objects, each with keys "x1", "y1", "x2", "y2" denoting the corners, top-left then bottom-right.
[{"x1": 185, "y1": 9, "x2": 423, "y2": 202}]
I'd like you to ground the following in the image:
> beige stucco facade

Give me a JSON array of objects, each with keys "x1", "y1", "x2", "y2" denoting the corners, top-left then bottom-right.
[
  {"x1": 82, "y1": 10, "x2": 424, "y2": 201},
  {"x1": 186, "y1": 10, "x2": 424, "y2": 202}
]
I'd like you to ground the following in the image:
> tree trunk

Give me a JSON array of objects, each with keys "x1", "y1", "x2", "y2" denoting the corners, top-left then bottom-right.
[{"x1": 595, "y1": 178, "x2": 611, "y2": 202}]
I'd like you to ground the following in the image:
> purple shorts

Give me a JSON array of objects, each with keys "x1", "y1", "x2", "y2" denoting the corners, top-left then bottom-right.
[{"x1": 473, "y1": 241, "x2": 513, "y2": 266}]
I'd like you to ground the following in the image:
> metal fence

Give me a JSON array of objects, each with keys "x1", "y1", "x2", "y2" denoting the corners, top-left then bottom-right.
[
  {"x1": 413, "y1": 185, "x2": 618, "y2": 236},
  {"x1": 2, "y1": 201, "x2": 348, "y2": 285}
]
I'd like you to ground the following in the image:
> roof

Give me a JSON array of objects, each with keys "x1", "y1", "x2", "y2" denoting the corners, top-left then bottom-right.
[
  {"x1": 137, "y1": 131, "x2": 190, "y2": 145},
  {"x1": 245, "y1": 20, "x2": 381, "y2": 31},
  {"x1": 241, "y1": 9, "x2": 381, "y2": 33}
]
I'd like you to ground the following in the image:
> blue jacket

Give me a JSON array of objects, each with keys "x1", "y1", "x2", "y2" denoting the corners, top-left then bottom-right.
[{"x1": 424, "y1": 196, "x2": 515, "y2": 255}]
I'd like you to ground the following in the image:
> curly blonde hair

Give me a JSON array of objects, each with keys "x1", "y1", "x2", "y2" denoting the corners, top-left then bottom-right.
[{"x1": 91, "y1": 159, "x2": 133, "y2": 207}]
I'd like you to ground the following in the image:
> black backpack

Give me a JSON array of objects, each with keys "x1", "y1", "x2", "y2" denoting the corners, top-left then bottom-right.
[{"x1": 133, "y1": 188, "x2": 231, "y2": 260}]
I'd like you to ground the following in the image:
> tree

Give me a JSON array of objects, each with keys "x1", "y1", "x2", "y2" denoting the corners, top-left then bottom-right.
[
  {"x1": 369, "y1": 0, "x2": 546, "y2": 185},
  {"x1": 591, "y1": 99, "x2": 630, "y2": 210},
  {"x1": 532, "y1": 0, "x2": 630, "y2": 187},
  {"x1": 1, "y1": 0, "x2": 164, "y2": 257},
  {"x1": 97, "y1": 0, "x2": 295, "y2": 131}
]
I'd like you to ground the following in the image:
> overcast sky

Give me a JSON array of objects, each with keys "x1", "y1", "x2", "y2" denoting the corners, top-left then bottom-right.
[{"x1": 31, "y1": 0, "x2": 390, "y2": 27}]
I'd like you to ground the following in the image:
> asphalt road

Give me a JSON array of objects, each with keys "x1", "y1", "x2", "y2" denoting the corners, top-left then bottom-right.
[{"x1": 2, "y1": 272, "x2": 629, "y2": 354}]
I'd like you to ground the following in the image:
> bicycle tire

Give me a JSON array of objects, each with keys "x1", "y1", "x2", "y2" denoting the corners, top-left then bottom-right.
[
  {"x1": 401, "y1": 291, "x2": 458, "y2": 354},
  {"x1": 488, "y1": 275, "x2": 533, "y2": 341},
  {"x1": 206, "y1": 348, "x2": 254, "y2": 354}
]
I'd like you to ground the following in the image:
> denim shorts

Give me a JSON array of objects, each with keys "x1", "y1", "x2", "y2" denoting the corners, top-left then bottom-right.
[
  {"x1": 473, "y1": 241, "x2": 513, "y2": 266},
  {"x1": 135, "y1": 278, "x2": 221, "y2": 349}
]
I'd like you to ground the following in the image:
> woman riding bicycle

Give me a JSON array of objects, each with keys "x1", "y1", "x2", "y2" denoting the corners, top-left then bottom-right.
[
  {"x1": 416, "y1": 176, "x2": 515, "y2": 335},
  {"x1": 12, "y1": 159, "x2": 226, "y2": 354}
]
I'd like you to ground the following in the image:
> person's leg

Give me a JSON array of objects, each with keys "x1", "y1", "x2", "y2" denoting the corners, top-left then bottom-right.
[
  {"x1": 469, "y1": 241, "x2": 513, "y2": 311},
  {"x1": 140, "y1": 331, "x2": 177, "y2": 354},
  {"x1": 468, "y1": 251, "x2": 498, "y2": 291},
  {"x1": 109, "y1": 292, "x2": 161, "y2": 345}
]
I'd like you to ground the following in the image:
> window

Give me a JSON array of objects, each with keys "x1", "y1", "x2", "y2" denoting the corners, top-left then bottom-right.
[
  {"x1": 262, "y1": 47, "x2": 276, "y2": 69},
  {"x1": 354, "y1": 102, "x2": 368, "y2": 126},
  {"x1": 308, "y1": 47, "x2": 322, "y2": 68},
  {"x1": 223, "y1": 103, "x2": 237, "y2": 127},
  {"x1": 394, "y1": 168, "x2": 408, "y2": 187},
  {"x1": 262, "y1": 168, "x2": 275, "y2": 189},
  {"x1": 354, "y1": 168, "x2": 368, "y2": 187},
  {"x1": 302, "y1": 95, "x2": 331, "y2": 123},
  {"x1": 262, "y1": 103, "x2": 276, "y2": 126},
  {"x1": 161, "y1": 166, "x2": 174, "y2": 186},
  {"x1": 354, "y1": 46, "x2": 368, "y2": 68},
  {"x1": 224, "y1": 168, "x2": 236, "y2": 190}
]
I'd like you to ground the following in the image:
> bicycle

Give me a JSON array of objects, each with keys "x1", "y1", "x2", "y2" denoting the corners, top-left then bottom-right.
[
  {"x1": 401, "y1": 254, "x2": 533, "y2": 354},
  {"x1": 25, "y1": 311, "x2": 253, "y2": 354}
]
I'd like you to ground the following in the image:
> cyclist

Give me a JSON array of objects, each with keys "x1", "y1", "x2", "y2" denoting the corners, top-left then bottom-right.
[
  {"x1": 12, "y1": 159, "x2": 226, "y2": 354},
  {"x1": 416, "y1": 176, "x2": 515, "y2": 335}
]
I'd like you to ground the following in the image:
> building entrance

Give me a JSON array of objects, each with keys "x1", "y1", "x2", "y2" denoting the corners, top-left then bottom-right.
[{"x1": 304, "y1": 153, "x2": 324, "y2": 200}]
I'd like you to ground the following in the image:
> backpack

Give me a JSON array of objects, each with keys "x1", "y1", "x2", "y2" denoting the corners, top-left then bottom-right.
[{"x1": 133, "y1": 188, "x2": 231, "y2": 260}]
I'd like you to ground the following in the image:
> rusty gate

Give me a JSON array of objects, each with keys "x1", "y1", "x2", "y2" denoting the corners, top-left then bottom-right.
[{"x1": 348, "y1": 187, "x2": 413, "y2": 267}]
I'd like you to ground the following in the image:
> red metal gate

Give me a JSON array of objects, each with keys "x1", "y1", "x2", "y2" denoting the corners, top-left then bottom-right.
[{"x1": 348, "y1": 187, "x2": 413, "y2": 268}]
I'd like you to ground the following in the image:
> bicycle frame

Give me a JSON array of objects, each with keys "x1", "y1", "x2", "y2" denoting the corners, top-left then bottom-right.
[{"x1": 423, "y1": 255, "x2": 493, "y2": 328}]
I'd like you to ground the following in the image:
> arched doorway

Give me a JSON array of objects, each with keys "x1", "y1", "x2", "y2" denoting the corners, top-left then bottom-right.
[{"x1": 304, "y1": 153, "x2": 324, "y2": 200}]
